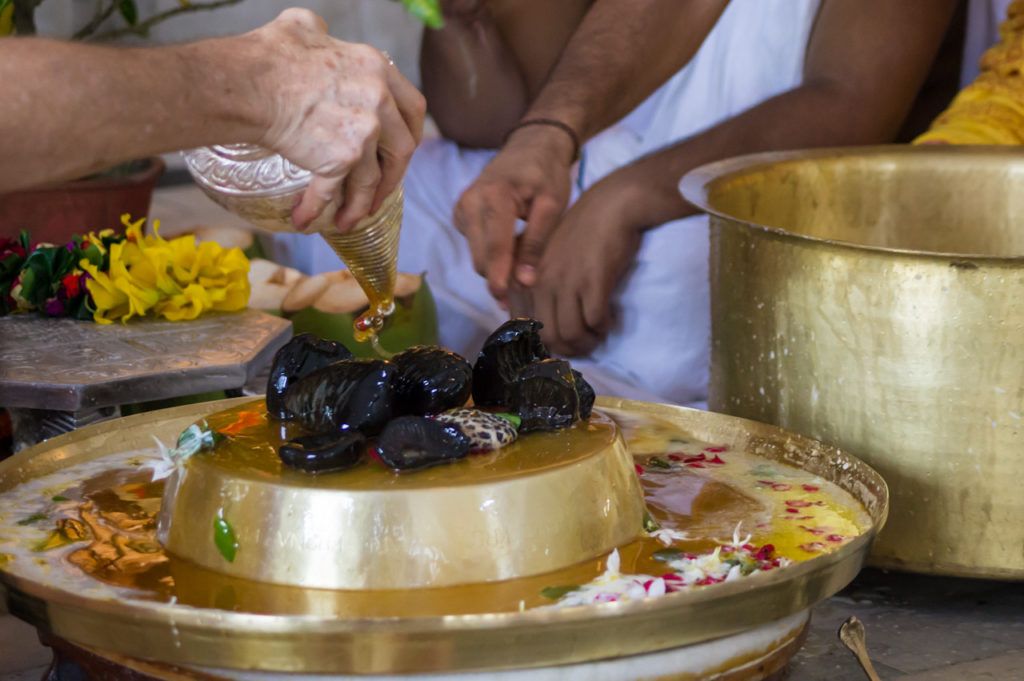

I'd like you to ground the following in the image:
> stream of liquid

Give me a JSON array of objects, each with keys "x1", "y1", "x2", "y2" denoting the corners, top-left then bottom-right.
[{"x1": 0, "y1": 404, "x2": 870, "y2": 618}]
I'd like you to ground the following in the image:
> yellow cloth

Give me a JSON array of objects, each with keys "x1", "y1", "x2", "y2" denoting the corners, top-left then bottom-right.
[{"x1": 916, "y1": 0, "x2": 1024, "y2": 144}]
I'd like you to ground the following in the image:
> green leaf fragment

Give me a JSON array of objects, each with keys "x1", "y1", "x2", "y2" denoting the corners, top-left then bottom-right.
[
  {"x1": 397, "y1": 0, "x2": 444, "y2": 28},
  {"x1": 749, "y1": 464, "x2": 780, "y2": 478},
  {"x1": 647, "y1": 456, "x2": 672, "y2": 469},
  {"x1": 168, "y1": 422, "x2": 221, "y2": 462},
  {"x1": 213, "y1": 516, "x2": 238, "y2": 563},
  {"x1": 51, "y1": 496, "x2": 69, "y2": 502},
  {"x1": 17, "y1": 513, "x2": 48, "y2": 526},
  {"x1": 118, "y1": 0, "x2": 138, "y2": 25},
  {"x1": 652, "y1": 548, "x2": 683, "y2": 563},
  {"x1": 495, "y1": 412, "x2": 521, "y2": 429},
  {"x1": 540, "y1": 584, "x2": 580, "y2": 600},
  {"x1": 642, "y1": 510, "x2": 660, "y2": 533}
]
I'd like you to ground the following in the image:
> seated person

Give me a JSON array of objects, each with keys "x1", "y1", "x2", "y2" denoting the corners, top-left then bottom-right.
[{"x1": 267, "y1": 0, "x2": 956, "y2": 407}]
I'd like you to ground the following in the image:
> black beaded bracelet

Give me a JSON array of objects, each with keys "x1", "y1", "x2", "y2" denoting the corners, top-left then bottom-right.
[{"x1": 502, "y1": 118, "x2": 581, "y2": 162}]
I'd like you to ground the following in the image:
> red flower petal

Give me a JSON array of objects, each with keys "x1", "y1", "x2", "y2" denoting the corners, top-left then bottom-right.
[
  {"x1": 635, "y1": 464, "x2": 644, "y2": 475},
  {"x1": 667, "y1": 454, "x2": 682, "y2": 462},
  {"x1": 827, "y1": 534, "x2": 845, "y2": 543},
  {"x1": 799, "y1": 542, "x2": 827, "y2": 553},
  {"x1": 786, "y1": 499, "x2": 813, "y2": 508},
  {"x1": 684, "y1": 454, "x2": 706, "y2": 463},
  {"x1": 802, "y1": 484, "x2": 820, "y2": 492},
  {"x1": 708, "y1": 455, "x2": 726, "y2": 465},
  {"x1": 705, "y1": 446, "x2": 728, "y2": 453}
]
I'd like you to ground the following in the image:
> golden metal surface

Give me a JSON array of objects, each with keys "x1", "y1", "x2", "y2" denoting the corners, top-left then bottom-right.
[
  {"x1": 0, "y1": 397, "x2": 887, "y2": 673},
  {"x1": 158, "y1": 408, "x2": 645, "y2": 589},
  {"x1": 681, "y1": 145, "x2": 1024, "y2": 579}
]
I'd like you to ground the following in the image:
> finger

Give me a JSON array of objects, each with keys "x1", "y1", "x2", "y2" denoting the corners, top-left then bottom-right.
[
  {"x1": 549, "y1": 286, "x2": 598, "y2": 357},
  {"x1": 454, "y1": 191, "x2": 488, "y2": 272},
  {"x1": 384, "y1": 66, "x2": 427, "y2": 146},
  {"x1": 457, "y1": 185, "x2": 517, "y2": 302},
  {"x1": 532, "y1": 286, "x2": 559, "y2": 351},
  {"x1": 515, "y1": 194, "x2": 564, "y2": 287},
  {"x1": 455, "y1": 194, "x2": 505, "y2": 308},
  {"x1": 582, "y1": 276, "x2": 614, "y2": 337},
  {"x1": 371, "y1": 93, "x2": 417, "y2": 213},
  {"x1": 293, "y1": 174, "x2": 344, "y2": 233},
  {"x1": 506, "y1": 279, "x2": 534, "y2": 319},
  {"x1": 476, "y1": 192, "x2": 519, "y2": 304},
  {"x1": 334, "y1": 144, "x2": 383, "y2": 232}
]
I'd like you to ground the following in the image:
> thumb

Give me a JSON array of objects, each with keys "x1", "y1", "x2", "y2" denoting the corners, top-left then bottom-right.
[{"x1": 514, "y1": 194, "x2": 563, "y2": 286}]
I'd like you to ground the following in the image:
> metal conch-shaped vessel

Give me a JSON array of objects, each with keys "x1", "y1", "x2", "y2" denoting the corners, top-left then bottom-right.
[{"x1": 182, "y1": 143, "x2": 403, "y2": 343}]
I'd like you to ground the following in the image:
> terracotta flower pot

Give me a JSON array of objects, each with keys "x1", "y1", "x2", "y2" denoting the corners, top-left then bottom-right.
[{"x1": 0, "y1": 157, "x2": 165, "y2": 243}]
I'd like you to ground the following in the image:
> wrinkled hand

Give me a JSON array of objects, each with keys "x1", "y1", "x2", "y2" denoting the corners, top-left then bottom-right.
[
  {"x1": 454, "y1": 125, "x2": 574, "y2": 305},
  {"x1": 514, "y1": 173, "x2": 647, "y2": 357},
  {"x1": 253, "y1": 9, "x2": 426, "y2": 233}
]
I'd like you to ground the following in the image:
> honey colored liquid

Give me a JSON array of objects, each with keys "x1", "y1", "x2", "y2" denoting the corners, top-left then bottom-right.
[{"x1": 318, "y1": 183, "x2": 404, "y2": 344}]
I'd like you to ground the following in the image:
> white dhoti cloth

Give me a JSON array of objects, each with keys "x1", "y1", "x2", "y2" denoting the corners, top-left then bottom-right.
[{"x1": 264, "y1": 0, "x2": 821, "y2": 407}]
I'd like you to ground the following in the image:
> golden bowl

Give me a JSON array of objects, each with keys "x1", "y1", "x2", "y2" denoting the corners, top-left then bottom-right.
[
  {"x1": 681, "y1": 145, "x2": 1024, "y2": 579},
  {"x1": 156, "y1": 405, "x2": 646, "y2": 589}
]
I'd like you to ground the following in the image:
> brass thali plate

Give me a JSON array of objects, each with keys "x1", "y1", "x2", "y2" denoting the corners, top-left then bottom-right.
[{"x1": 0, "y1": 397, "x2": 887, "y2": 674}]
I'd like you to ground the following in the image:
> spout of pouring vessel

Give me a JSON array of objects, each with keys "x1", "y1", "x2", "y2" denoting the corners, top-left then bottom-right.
[{"x1": 317, "y1": 181, "x2": 404, "y2": 348}]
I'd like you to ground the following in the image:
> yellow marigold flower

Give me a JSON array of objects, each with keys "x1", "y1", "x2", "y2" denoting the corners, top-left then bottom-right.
[
  {"x1": 82, "y1": 215, "x2": 250, "y2": 323},
  {"x1": 80, "y1": 261, "x2": 131, "y2": 324},
  {"x1": 106, "y1": 241, "x2": 162, "y2": 322},
  {"x1": 82, "y1": 228, "x2": 118, "y2": 254},
  {"x1": 156, "y1": 283, "x2": 213, "y2": 321}
]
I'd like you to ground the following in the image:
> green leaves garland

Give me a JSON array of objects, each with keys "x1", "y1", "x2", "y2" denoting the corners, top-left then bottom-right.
[{"x1": 0, "y1": 231, "x2": 112, "y2": 320}]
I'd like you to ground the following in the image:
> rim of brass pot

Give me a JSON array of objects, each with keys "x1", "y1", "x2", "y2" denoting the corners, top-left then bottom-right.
[
  {"x1": 0, "y1": 397, "x2": 888, "y2": 674},
  {"x1": 680, "y1": 144, "x2": 1024, "y2": 580},
  {"x1": 681, "y1": 144, "x2": 1024, "y2": 263}
]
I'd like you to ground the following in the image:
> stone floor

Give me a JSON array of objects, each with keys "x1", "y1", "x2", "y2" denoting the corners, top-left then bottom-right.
[
  {"x1": 787, "y1": 568, "x2": 1024, "y2": 680},
  {"x1": 2, "y1": 568, "x2": 1021, "y2": 680}
]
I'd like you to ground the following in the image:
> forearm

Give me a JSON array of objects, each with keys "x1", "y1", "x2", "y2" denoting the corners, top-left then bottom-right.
[
  {"x1": 524, "y1": 0, "x2": 729, "y2": 142},
  {"x1": 420, "y1": 13, "x2": 527, "y2": 147},
  {"x1": 608, "y1": 84, "x2": 906, "y2": 229},
  {"x1": 0, "y1": 36, "x2": 264, "y2": 191}
]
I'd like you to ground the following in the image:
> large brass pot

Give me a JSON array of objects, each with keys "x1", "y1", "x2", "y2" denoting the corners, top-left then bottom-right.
[{"x1": 680, "y1": 145, "x2": 1024, "y2": 579}]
